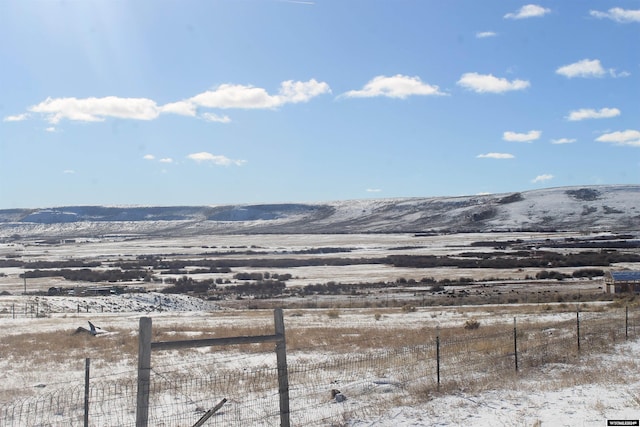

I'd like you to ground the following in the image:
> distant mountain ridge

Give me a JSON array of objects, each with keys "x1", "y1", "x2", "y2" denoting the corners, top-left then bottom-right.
[{"x1": 1, "y1": 185, "x2": 638, "y2": 238}]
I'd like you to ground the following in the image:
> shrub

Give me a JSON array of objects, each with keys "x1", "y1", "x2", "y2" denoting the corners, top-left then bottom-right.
[
  {"x1": 572, "y1": 268, "x2": 605, "y2": 278},
  {"x1": 464, "y1": 319, "x2": 480, "y2": 330},
  {"x1": 430, "y1": 284, "x2": 445, "y2": 292},
  {"x1": 327, "y1": 309, "x2": 340, "y2": 319},
  {"x1": 401, "y1": 304, "x2": 416, "y2": 313},
  {"x1": 536, "y1": 270, "x2": 569, "y2": 280}
]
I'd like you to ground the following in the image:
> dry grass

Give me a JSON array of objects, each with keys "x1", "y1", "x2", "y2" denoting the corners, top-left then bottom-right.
[
  {"x1": 2, "y1": 303, "x2": 625, "y2": 363},
  {"x1": 218, "y1": 289, "x2": 612, "y2": 311},
  {"x1": 0, "y1": 328, "x2": 138, "y2": 365}
]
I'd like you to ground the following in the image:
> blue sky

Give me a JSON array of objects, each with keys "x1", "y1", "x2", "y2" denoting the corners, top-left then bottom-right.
[{"x1": 1, "y1": 1, "x2": 638, "y2": 209}]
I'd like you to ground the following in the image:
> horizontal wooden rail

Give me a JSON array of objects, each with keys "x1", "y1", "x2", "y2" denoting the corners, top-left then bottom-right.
[{"x1": 151, "y1": 334, "x2": 283, "y2": 350}]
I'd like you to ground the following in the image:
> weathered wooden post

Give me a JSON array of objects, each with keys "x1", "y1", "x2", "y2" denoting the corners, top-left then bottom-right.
[
  {"x1": 136, "y1": 317, "x2": 152, "y2": 427},
  {"x1": 274, "y1": 308, "x2": 290, "y2": 427}
]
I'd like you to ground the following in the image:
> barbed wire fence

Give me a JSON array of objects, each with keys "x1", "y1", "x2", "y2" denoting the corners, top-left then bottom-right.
[{"x1": 1, "y1": 306, "x2": 638, "y2": 426}]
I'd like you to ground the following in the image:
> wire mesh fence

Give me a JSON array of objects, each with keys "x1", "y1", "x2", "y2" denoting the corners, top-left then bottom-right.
[
  {"x1": 0, "y1": 300, "x2": 107, "y2": 319},
  {"x1": 1, "y1": 306, "x2": 639, "y2": 426}
]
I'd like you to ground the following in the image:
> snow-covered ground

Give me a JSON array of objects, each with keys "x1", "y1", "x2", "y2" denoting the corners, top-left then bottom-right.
[
  {"x1": 1, "y1": 225, "x2": 638, "y2": 425},
  {"x1": 0, "y1": 298, "x2": 638, "y2": 426},
  {"x1": 352, "y1": 338, "x2": 640, "y2": 426}
]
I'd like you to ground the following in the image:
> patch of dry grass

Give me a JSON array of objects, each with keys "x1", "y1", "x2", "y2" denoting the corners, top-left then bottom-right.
[{"x1": 0, "y1": 328, "x2": 138, "y2": 365}]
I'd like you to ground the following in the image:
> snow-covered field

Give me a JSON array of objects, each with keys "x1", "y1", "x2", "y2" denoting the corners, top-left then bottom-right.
[
  {"x1": 0, "y1": 231, "x2": 616, "y2": 297},
  {"x1": 1, "y1": 228, "x2": 639, "y2": 425},
  {"x1": 0, "y1": 296, "x2": 638, "y2": 426}
]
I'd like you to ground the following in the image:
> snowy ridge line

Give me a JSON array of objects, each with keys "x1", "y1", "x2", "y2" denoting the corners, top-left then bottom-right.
[{"x1": 0, "y1": 184, "x2": 639, "y2": 237}]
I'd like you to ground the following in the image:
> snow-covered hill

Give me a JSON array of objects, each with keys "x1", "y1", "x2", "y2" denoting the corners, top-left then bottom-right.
[{"x1": 1, "y1": 185, "x2": 638, "y2": 238}]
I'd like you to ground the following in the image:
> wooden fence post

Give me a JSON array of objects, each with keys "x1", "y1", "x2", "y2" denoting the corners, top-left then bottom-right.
[
  {"x1": 274, "y1": 308, "x2": 290, "y2": 427},
  {"x1": 136, "y1": 317, "x2": 152, "y2": 427}
]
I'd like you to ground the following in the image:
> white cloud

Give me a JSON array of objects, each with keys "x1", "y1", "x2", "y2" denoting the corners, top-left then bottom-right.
[
  {"x1": 143, "y1": 154, "x2": 155, "y2": 160},
  {"x1": 551, "y1": 138, "x2": 576, "y2": 145},
  {"x1": 18, "y1": 79, "x2": 329, "y2": 125},
  {"x1": 477, "y1": 153, "x2": 515, "y2": 159},
  {"x1": 45, "y1": 127, "x2": 57, "y2": 133},
  {"x1": 503, "y1": 130, "x2": 541, "y2": 142},
  {"x1": 187, "y1": 152, "x2": 247, "y2": 166},
  {"x1": 63, "y1": 169, "x2": 76, "y2": 174},
  {"x1": 29, "y1": 96, "x2": 161, "y2": 124},
  {"x1": 504, "y1": 4, "x2": 551, "y2": 19},
  {"x1": 556, "y1": 59, "x2": 607, "y2": 78},
  {"x1": 201, "y1": 113, "x2": 232, "y2": 123},
  {"x1": 190, "y1": 79, "x2": 330, "y2": 109},
  {"x1": 610, "y1": 70, "x2": 631, "y2": 78},
  {"x1": 457, "y1": 73, "x2": 530, "y2": 93},
  {"x1": 160, "y1": 101, "x2": 197, "y2": 116},
  {"x1": 532, "y1": 174, "x2": 554, "y2": 183},
  {"x1": 3, "y1": 113, "x2": 29, "y2": 122},
  {"x1": 342, "y1": 75, "x2": 445, "y2": 99},
  {"x1": 366, "y1": 188, "x2": 382, "y2": 193},
  {"x1": 476, "y1": 31, "x2": 497, "y2": 38},
  {"x1": 590, "y1": 8, "x2": 640, "y2": 23},
  {"x1": 567, "y1": 108, "x2": 621, "y2": 121},
  {"x1": 595, "y1": 130, "x2": 640, "y2": 147},
  {"x1": 159, "y1": 158, "x2": 173, "y2": 163},
  {"x1": 279, "y1": 79, "x2": 332, "y2": 102}
]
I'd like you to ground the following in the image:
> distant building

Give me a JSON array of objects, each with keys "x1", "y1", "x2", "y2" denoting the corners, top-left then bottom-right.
[{"x1": 604, "y1": 271, "x2": 640, "y2": 294}]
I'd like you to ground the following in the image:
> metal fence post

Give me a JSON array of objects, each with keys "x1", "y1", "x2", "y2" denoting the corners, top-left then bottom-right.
[
  {"x1": 136, "y1": 317, "x2": 152, "y2": 427},
  {"x1": 576, "y1": 309, "x2": 581, "y2": 351},
  {"x1": 84, "y1": 358, "x2": 90, "y2": 427},
  {"x1": 513, "y1": 318, "x2": 518, "y2": 372},
  {"x1": 274, "y1": 308, "x2": 290, "y2": 427},
  {"x1": 436, "y1": 326, "x2": 440, "y2": 391}
]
